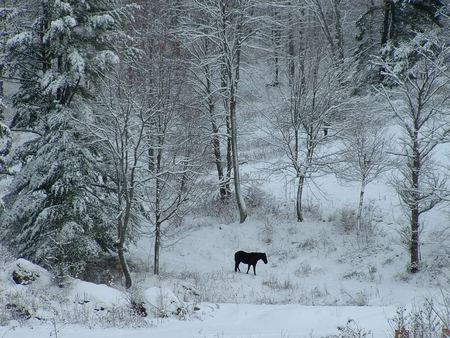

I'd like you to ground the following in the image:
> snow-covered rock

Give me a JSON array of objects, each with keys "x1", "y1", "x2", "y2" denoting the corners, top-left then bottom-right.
[
  {"x1": 2, "y1": 258, "x2": 52, "y2": 288},
  {"x1": 67, "y1": 279, "x2": 128, "y2": 310},
  {"x1": 0, "y1": 259, "x2": 54, "y2": 322},
  {"x1": 142, "y1": 287, "x2": 183, "y2": 317}
]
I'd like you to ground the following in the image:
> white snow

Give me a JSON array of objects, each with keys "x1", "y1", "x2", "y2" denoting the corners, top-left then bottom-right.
[
  {"x1": 0, "y1": 304, "x2": 399, "y2": 337},
  {"x1": 67, "y1": 279, "x2": 128, "y2": 309},
  {"x1": 142, "y1": 287, "x2": 183, "y2": 317},
  {"x1": 6, "y1": 32, "x2": 32, "y2": 49},
  {"x1": 1, "y1": 13, "x2": 450, "y2": 338}
]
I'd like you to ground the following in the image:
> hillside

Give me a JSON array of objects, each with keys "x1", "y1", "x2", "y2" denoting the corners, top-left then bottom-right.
[{"x1": 1, "y1": 1, "x2": 450, "y2": 337}]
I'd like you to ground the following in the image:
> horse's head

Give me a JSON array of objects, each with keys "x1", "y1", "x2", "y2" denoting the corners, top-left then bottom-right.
[{"x1": 262, "y1": 253, "x2": 268, "y2": 264}]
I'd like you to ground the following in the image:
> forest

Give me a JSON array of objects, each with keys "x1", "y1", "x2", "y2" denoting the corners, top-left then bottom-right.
[{"x1": 0, "y1": 1, "x2": 450, "y2": 336}]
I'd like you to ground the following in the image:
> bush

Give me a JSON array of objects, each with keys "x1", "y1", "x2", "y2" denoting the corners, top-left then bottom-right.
[
  {"x1": 259, "y1": 217, "x2": 274, "y2": 245},
  {"x1": 338, "y1": 207, "x2": 357, "y2": 233},
  {"x1": 389, "y1": 300, "x2": 449, "y2": 338},
  {"x1": 333, "y1": 319, "x2": 371, "y2": 338},
  {"x1": 336, "y1": 201, "x2": 382, "y2": 245},
  {"x1": 244, "y1": 184, "x2": 282, "y2": 217}
]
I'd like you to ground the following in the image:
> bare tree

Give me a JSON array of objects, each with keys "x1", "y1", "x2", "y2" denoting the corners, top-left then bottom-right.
[
  {"x1": 87, "y1": 64, "x2": 150, "y2": 288},
  {"x1": 179, "y1": 11, "x2": 230, "y2": 199},
  {"x1": 144, "y1": 72, "x2": 200, "y2": 276},
  {"x1": 336, "y1": 100, "x2": 394, "y2": 243},
  {"x1": 377, "y1": 31, "x2": 450, "y2": 272},
  {"x1": 180, "y1": 0, "x2": 259, "y2": 223},
  {"x1": 305, "y1": 0, "x2": 345, "y2": 64},
  {"x1": 265, "y1": 41, "x2": 344, "y2": 222},
  {"x1": 130, "y1": 0, "x2": 203, "y2": 275},
  {"x1": 222, "y1": 1, "x2": 248, "y2": 223}
]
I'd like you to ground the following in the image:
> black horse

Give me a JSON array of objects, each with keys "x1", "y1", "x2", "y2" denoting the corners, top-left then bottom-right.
[{"x1": 234, "y1": 251, "x2": 268, "y2": 275}]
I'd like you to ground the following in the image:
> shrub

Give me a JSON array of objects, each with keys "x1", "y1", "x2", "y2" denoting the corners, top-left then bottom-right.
[
  {"x1": 338, "y1": 207, "x2": 357, "y2": 233},
  {"x1": 389, "y1": 300, "x2": 449, "y2": 338},
  {"x1": 335, "y1": 319, "x2": 371, "y2": 338},
  {"x1": 244, "y1": 184, "x2": 282, "y2": 217},
  {"x1": 259, "y1": 217, "x2": 274, "y2": 245},
  {"x1": 262, "y1": 276, "x2": 297, "y2": 291}
]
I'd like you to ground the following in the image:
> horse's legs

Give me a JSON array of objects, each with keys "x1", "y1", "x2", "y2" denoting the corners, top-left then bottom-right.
[
  {"x1": 253, "y1": 264, "x2": 256, "y2": 275},
  {"x1": 235, "y1": 261, "x2": 240, "y2": 272},
  {"x1": 246, "y1": 264, "x2": 250, "y2": 274}
]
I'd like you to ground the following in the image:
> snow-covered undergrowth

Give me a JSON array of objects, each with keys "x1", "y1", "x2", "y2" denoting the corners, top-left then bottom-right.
[
  {"x1": 0, "y1": 256, "x2": 201, "y2": 332},
  {"x1": 0, "y1": 258, "x2": 148, "y2": 328}
]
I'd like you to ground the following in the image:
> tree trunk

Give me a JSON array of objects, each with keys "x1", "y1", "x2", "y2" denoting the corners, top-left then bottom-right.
[
  {"x1": 205, "y1": 63, "x2": 228, "y2": 199},
  {"x1": 117, "y1": 219, "x2": 132, "y2": 288},
  {"x1": 313, "y1": 0, "x2": 337, "y2": 60},
  {"x1": 148, "y1": 146, "x2": 155, "y2": 172},
  {"x1": 218, "y1": 0, "x2": 246, "y2": 222},
  {"x1": 356, "y1": 178, "x2": 366, "y2": 243},
  {"x1": 221, "y1": 63, "x2": 232, "y2": 197},
  {"x1": 211, "y1": 118, "x2": 228, "y2": 199},
  {"x1": 220, "y1": 2, "x2": 232, "y2": 197},
  {"x1": 153, "y1": 131, "x2": 163, "y2": 275},
  {"x1": 271, "y1": 7, "x2": 280, "y2": 85},
  {"x1": 118, "y1": 245, "x2": 132, "y2": 288},
  {"x1": 0, "y1": 65, "x2": 3, "y2": 97},
  {"x1": 332, "y1": 0, "x2": 344, "y2": 63},
  {"x1": 410, "y1": 206, "x2": 420, "y2": 273},
  {"x1": 225, "y1": 113, "x2": 233, "y2": 195},
  {"x1": 296, "y1": 175, "x2": 305, "y2": 222},
  {"x1": 287, "y1": 13, "x2": 295, "y2": 88},
  {"x1": 381, "y1": 0, "x2": 395, "y2": 46},
  {"x1": 153, "y1": 184, "x2": 161, "y2": 275},
  {"x1": 230, "y1": 84, "x2": 247, "y2": 223},
  {"x1": 230, "y1": 17, "x2": 247, "y2": 223},
  {"x1": 410, "y1": 131, "x2": 421, "y2": 273},
  {"x1": 154, "y1": 219, "x2": 161, "y2": 275}
]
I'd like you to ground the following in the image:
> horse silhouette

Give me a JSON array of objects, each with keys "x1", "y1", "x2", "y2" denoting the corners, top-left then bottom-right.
[{"x1": 234, "y1": 251, "x2": 268, "y2": 275}]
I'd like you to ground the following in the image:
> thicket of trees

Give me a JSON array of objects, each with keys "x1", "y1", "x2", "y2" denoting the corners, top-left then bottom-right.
[{"x1": 1, "y1": 0, "x2": 449, "y2": 285}]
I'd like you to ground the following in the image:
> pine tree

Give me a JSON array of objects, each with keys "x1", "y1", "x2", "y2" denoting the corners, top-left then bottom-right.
[
  {"x1": 355, "y1": 0, "x2": 445, "y2": 86},
  {"x1": 0, "y1": 0, "x2": 133, "y2": 276},
  {"x1": 0, "y1": 98, "x2": 11, "y2": 176}
]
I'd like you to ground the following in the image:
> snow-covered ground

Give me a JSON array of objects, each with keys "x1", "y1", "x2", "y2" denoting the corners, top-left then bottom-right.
[
  {"x1": 1, "y1": 57, "x2": 449, "y2": 338},
  {"x1": 0, "y1": 303, "x2": 399, "y2": 337},
  {"x1": 1, "y1": 111, "x2": 450, "y2": 336},
  {"x1": 1, "y1": 166, "x2": 448, "y2": 337}
]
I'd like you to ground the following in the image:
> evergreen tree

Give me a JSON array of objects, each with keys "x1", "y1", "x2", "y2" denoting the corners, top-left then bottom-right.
[
  {"x1": 0, "y1": 0, "x2": 133, "y2": 276},
  {"x1": 0, "y1": 98, "x2": 11, "y2": 176},
  {"x1": 355, "y1": 0, "x2": 446, "y2": 86}
]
